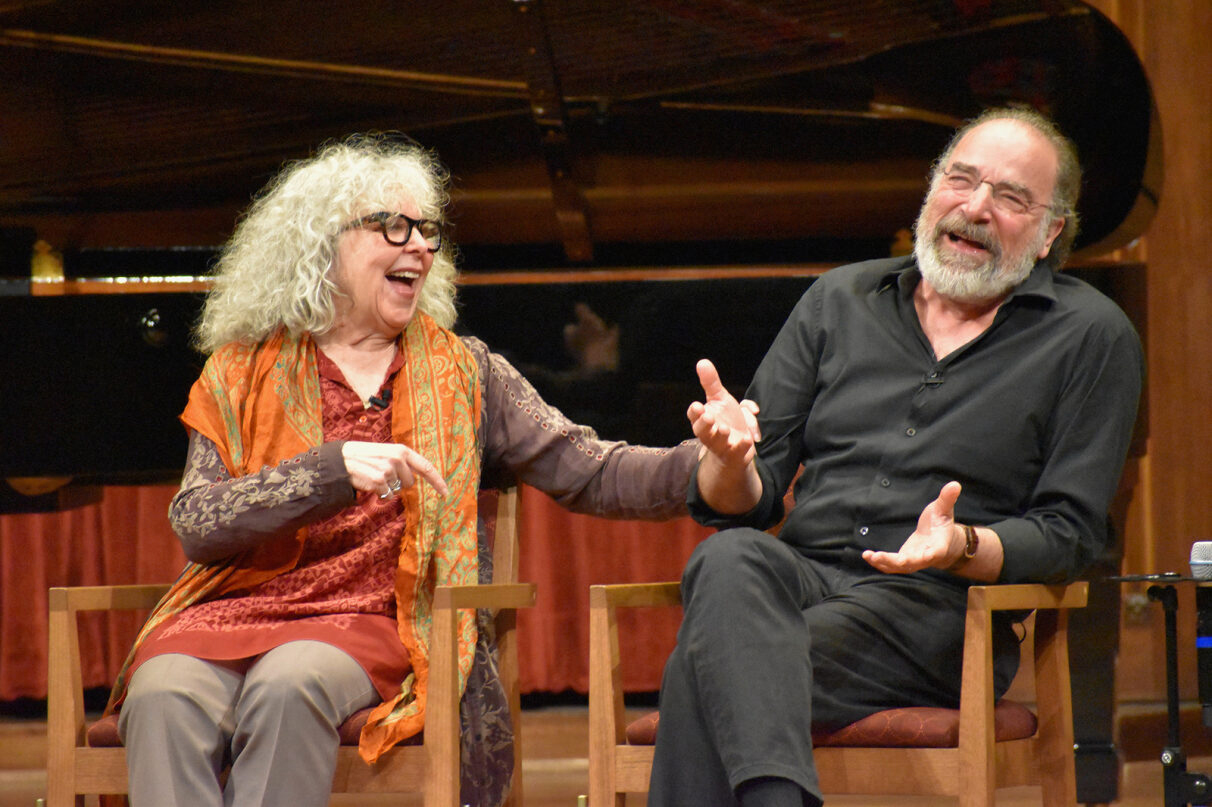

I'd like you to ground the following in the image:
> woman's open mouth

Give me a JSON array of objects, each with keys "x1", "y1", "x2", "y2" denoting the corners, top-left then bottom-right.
[{"x1": 386, "y1": 269, "x2": 421, "y2": 288}]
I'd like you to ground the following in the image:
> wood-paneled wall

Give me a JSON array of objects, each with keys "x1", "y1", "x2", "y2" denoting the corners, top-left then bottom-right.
[{"x1": 1084, "y1": 0, "x2": 1212, "y2": 700}]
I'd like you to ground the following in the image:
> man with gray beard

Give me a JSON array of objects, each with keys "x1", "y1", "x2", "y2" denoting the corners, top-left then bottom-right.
[{"x1": 648, "y1": 106, "x2": 1143, "y2": 807}]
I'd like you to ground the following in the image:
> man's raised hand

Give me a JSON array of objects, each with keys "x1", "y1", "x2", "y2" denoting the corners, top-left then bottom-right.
[{"x1": 687, "y1": 359, "x2": 759, "y2": 468}]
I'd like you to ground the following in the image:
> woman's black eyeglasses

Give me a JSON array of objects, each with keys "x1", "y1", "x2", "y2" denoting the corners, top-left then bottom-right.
[{"x1": 344, "y1": 212, "x2": 443, "y2": 252}]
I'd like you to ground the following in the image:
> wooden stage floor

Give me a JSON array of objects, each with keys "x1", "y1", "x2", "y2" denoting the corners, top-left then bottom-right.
[{"x1": 0, "y1": 703, "x2": 1191, "y2": 806}]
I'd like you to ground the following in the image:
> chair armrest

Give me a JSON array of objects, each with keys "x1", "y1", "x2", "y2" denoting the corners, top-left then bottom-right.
[
  {"x1": 49, "y1": 583, "x2": 172, "y2": 614},
  {"x1": 966, "y1": 581, "x2": 1088, "y2": 613},
  {"x1": 47, "y1": 583, "x2": 173, "y2": 761},
  {"x1": 960, "y1": 584, "x2": 1088, "y2": 704},
  {"x1": 434, "y1": 582, "x2": 537, "y2": 612},
  {"x1": 427, "y1": 582, "x2": 536, "y2": 790},
  {"x1": 590, "y1": 581, "x2": 682, "y2": 610},
  {"x1": 957, "y1": 581, "x2": 1086, "y2": 795},
  {"x1": 588, "y1": 581, "x2": 682, "y2": 758}
]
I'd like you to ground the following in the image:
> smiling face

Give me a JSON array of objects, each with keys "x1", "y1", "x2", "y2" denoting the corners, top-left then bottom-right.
[
  {"x1": 913, "y1": 118, "x2": 1066, "y2": 303},
  {"x1": 331, "y1": 198, "x2": 435, "y2": 342}
]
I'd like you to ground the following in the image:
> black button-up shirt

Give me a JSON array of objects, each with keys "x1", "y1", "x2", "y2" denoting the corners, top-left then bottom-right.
[{"x1": 691, "y1": 256, "x2": 1143, "y2": 584}]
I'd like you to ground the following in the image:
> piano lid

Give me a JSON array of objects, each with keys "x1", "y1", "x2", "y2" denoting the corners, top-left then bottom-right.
[{"x1": 0, "y1": 0, "x2": 1158, "y2": 266}]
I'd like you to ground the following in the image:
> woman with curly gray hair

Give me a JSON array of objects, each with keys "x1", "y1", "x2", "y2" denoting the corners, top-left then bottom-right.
[
  {"x1": 196, "y1": 133, "x2": 458, "y2": 352},
  {"x1": 108, "y1": 133, "x2": 698, "y2": 807}
]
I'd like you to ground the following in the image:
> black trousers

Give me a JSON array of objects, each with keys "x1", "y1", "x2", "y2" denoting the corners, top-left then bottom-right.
[{"x1": 647, "y1": 528, "x2": 1020, "y2": 806}]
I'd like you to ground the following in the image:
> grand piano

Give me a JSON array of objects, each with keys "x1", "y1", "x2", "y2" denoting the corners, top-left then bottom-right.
[
  {"x1": 0, "y1": 1, "x2": 1157, "y2": 801},
  {"x1": 0, "y1": 0, "x2": 1156, "y2": 490}
]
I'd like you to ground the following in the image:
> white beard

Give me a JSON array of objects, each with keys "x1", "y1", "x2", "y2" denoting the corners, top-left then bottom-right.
[{"x1": 913, "y1": 205, "x2": 1049, "y2": 304}]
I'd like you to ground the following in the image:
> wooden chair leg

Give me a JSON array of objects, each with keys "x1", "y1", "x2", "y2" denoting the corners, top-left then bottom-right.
[
  {"x1": 427, "y1": 587, "x2": 469, "y2": 807},
  {"x1": 46, "y1": 587, "x2": 86, "y2": 807},
  {"x1": 958, "y1": 589, "x2": 997, "y2": 807},
  {"x1": 588, "y1": 585, "x2": 627, "y2": 807},
  {"x1": 1034, "y1": 607, "x2": 1079, "y2": 807}
]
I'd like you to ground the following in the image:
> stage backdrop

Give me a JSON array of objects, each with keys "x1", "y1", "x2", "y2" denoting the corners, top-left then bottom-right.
[{"x1": 0, "y1": 484, "x2": 709, "y2": 701}]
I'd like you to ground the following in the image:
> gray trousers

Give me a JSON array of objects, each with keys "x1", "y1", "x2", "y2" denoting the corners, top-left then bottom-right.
[
  {"x1": 118, "y1": 640, "x2": 379, "y2": 807},
  {"x1": 647, "y1": 528, "x2": 1020, "y2": 807}
]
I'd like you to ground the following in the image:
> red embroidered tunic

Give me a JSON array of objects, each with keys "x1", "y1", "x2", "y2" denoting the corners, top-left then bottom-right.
[{"x1": 130, "y1": 349, "x2": 410, "y2": 698}]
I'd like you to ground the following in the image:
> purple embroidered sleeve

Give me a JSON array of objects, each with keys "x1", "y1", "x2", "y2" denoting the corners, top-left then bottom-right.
[
  {"x1": 168, "y1": 431, "x2": 356, "y2": 564},
  {"x1": 465, "y1": 336, "x2": 697, "y2": 519}
]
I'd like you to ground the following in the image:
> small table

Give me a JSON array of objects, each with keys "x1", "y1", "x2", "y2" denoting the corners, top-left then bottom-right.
[{"x1": 1114, "y1": 573, "x2": 1212, "y2": 806}]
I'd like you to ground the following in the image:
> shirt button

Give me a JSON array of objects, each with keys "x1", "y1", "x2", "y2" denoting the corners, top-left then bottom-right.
[
  {"x1": 880, "y1": 478, "x2": 891, "y2": 487},
  {"x1": 859, "y1": 526, "x2": 870, "y2": 536},
  {"x1": 358, "y1": 415, "x2": 367, "y2": 423},
  {"x1": 905, "y1": 427, "x2": 917, "y2": 437}
]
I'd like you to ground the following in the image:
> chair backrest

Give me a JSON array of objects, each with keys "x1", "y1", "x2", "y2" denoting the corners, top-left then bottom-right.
[
  {"x1": 478, "y1": 485, "x2": 525, "y2": 805},
  {"x1": 483, "y1": 484, "x2": 521, "y2": 586}
]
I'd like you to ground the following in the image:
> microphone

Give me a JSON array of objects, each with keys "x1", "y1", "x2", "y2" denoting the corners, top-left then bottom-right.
[
  {"x1": 368, "y1": 389, "x2": 392, "y2": 409},
  {"x1": 1193, "y1": 542, "x2": 1212, "y2": 580},
  {"x1": 1194, "y1": 543, "x2": 1212, "y2": 726}
]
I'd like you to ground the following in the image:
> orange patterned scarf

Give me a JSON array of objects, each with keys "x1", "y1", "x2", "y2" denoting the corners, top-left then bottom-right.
[{"x1": 105, "y1": 313, "x2": 482, "y2": 763}]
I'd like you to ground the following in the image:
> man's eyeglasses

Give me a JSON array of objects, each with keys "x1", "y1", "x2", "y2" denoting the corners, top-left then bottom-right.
[
  {"x1": 345, "y1": 212, "x2": 444, "y2": 252},
  {"x1": 938, "y1": 166, "x2": 1056, "y2": 217}
]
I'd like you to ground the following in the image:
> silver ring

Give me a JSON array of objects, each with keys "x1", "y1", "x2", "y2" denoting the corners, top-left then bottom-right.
[{"x1": 379, "y1": 478, "x2": 401, "y2": 500}]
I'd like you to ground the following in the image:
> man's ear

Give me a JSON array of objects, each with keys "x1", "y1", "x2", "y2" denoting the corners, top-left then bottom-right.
[{"x1": 1037, "y1": 216, "x2": 1065, "y2": 259}]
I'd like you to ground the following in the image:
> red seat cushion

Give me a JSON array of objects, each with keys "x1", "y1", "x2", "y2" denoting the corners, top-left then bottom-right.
[
  {"x1": 337, "y1": 707, "x2": 375, "y2": 746},
  {"x1": 86, "y1": 714, "x2": 122, "y2": 747},
  {"x1": 624, "y1": 700, "x2": 1038, "y2": 748},
  {"x1": 335, "y1": 706, "x2": 423, "y2": 747},
  {"x1": 86, "y1": 706, "x2": 422, "y2": 748}
]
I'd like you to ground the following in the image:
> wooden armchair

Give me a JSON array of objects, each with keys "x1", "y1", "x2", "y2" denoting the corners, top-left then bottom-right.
[
  {"x1": 588, "y1": 579, "x2": 1087, "y2": 807},
  {"x1": 46, "y1": 486, "x2": 535, "y2": 807}
]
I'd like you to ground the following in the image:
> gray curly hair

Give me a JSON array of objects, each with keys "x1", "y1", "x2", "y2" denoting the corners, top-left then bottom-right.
[{"x1": 194, "y1": 133, "x2": 459, "y2": 353}]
